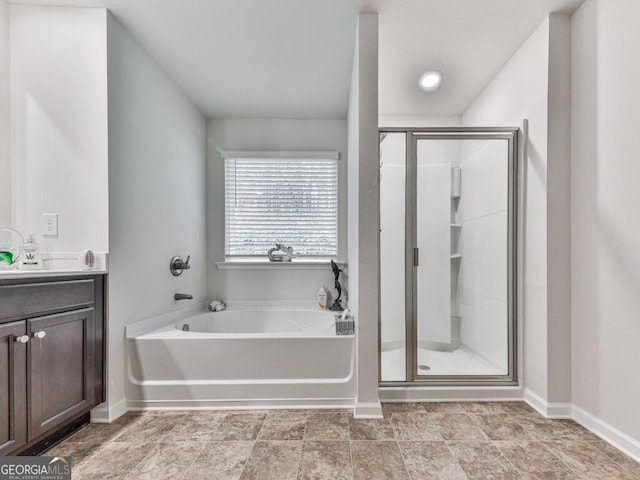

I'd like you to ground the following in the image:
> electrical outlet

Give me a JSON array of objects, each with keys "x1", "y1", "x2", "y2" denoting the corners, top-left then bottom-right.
[{"x1": 42, "y1": 213, "x2": 58, "y2": 237}]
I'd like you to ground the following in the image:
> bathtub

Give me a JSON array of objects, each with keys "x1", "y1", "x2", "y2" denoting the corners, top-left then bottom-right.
[
  {"x1": 176, "y1": 308, "x2": 337, "y2": 336},
  {"x1": 125, "y1": 303, "x2": 356, "y2": 410}
]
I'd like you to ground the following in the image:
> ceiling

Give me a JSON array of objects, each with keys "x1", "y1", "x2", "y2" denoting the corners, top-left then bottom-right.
[
  {"x1": 376, "y1": 0, "x2": 584, "y2": 116},
  {"x1": 7, "y1": 0, "x2": 585, "y2": 119}
]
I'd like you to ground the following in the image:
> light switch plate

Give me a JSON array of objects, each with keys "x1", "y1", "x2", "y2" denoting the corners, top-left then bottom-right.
[{"x1": 42, "y1": 213, "x2": 58, "y2": 237}]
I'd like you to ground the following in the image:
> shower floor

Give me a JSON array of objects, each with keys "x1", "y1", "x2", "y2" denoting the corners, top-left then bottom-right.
[{"x1": 381, "y1": 345, "x2": 505, "y2": 381}]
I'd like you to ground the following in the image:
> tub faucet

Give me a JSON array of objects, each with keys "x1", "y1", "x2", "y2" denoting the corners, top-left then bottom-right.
[{"x1": 174, "y1": 293, "x2": 193, "y2": 301}]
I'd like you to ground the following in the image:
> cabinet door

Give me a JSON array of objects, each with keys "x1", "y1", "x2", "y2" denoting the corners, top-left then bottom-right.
[
  {"x1": 0, "y1": 321, "x2": 27, "y2": 455},
  {"x1": 28, "y1": 309, "x2": 94, "y2": 440}
]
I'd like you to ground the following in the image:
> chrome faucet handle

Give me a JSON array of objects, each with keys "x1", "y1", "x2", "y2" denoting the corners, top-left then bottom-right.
[{"x1": 170, "y1": 255, "x2": 191, "y2": 276}]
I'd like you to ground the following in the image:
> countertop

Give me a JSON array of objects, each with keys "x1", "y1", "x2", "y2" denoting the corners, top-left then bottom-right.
[{"x1": 0, "y1": 269, "x2": 107, "y2": 280}]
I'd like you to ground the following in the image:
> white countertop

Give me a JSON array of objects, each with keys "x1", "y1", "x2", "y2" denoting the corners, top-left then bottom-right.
[
  {"x1": 0, "y1": 251, "x2": 108, "y2": 280},
  {"x1": 0, "y1": 268, "x2": 107, "y2": 280}
]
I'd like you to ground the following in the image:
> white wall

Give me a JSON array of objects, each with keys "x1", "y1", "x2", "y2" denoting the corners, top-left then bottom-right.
[
  {"x1": 462, "y1": 14, "x2": 572, "y2": 403},
  {"x1": 463, "y1": 19, "x2": 549, "y2": 398},
  {"x1": 0, "y1": 0, "x2": 9, "y2": 227},
  {"x1": 572, "y1": 0, "x2": 640, "y2": 444},
  {"x1": 379, "y1": 115, "x2": 461, "y2": 129},
  {"x1": 545, "y1": 14, "x2": 572, "y2": 407},
  {"x1": 348, "y1": 13, "x2": 380, "y2": 417},
  {"x1": 107, "y1": 14, "x2": 207, "y2": 412},
  {"x1": 459, "y1": 139, "x2": 509, "y2": 371},
  {"x1": 10, "y1": 6, "x2": 109, "y2": 252},
  {"x1": 206, "y1": 118, "x2": 347, "y2": 303}
]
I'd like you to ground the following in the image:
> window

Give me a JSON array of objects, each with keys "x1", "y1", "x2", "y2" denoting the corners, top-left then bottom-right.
[{"x1": 223, "y1": 151, "x2": 339, "y2": 259}]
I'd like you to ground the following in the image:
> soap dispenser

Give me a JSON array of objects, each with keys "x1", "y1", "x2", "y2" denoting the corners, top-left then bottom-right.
[
  {"x1": 317, "y1": 285, "x2": 328, "y2": 310},
  {"x1": 20, "y1": 234, "x2": 42, "y2": 270}
]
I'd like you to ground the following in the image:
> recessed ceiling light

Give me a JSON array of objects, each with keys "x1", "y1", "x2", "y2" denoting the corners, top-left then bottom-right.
[{"x1": 419, "y1": 70, "x2": 443, "y2": 92}]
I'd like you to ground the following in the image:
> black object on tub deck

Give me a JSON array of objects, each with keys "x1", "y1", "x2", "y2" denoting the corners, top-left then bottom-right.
[{"x1": 328, "y1": 260, "x2": 345, "y2": 312}]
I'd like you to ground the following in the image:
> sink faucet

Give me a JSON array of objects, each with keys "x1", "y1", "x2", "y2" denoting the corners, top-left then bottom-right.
[{"x1": 174, "y1": 293, "x2": 193, "y2": 301}]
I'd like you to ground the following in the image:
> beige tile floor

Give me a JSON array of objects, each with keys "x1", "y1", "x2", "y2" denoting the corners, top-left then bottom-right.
[{"x1": 43, "y1": 402, "x2": 640, "y2": 480}]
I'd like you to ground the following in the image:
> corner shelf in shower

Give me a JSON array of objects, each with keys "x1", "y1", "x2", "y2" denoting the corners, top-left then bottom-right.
[{"x1": 451, "y1": 225, "x2": 462, "y2": 260}]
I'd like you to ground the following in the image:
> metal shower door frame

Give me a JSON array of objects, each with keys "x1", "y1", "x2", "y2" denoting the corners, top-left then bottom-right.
[{"x1": 379, "y1": 127, "x2": 519, "y2": 387}]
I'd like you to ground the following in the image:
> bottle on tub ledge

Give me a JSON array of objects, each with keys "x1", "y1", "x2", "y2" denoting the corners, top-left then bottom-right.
[
  {"x1": 317, "y1": 285, "x2": 328, "y2": 310},
  {"x1": 20, "y1": 234, "x2": 42, "y2": 270}
]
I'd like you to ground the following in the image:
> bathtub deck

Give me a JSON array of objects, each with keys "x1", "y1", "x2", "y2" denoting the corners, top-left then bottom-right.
[{"x1": 43, "y1": 402, "x2": 639, "y2": 479}]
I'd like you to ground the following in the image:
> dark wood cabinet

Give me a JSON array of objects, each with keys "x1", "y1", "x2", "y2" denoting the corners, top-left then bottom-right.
[
  {"x1": 28, "y1": 308, "x2": 95, "y2": 439},
  {"x1": 0, "y1": 274, "x2": 105, "y2": 455},
  {"x1": 0, "y1": 321, "x2": 27, "y2": 455}
]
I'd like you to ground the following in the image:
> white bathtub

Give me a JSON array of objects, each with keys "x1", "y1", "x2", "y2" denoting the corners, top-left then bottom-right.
[
  {"x1": 125, "y1": 303, "x2": 356, "y2": 410},
  {"x1": 176, "y1": 308, "x2": 337, "y2": 336}
]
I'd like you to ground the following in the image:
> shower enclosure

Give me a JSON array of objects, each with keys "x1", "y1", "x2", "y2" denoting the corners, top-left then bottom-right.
[{"x1": 379, "y1": 128, "x2": 518, "y2": 385}]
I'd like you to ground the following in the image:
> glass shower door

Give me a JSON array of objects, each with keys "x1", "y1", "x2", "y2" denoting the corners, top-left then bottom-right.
[
  {"x1": 379, "y1": 128, "x2": 518, "y2": 385},
  {"x1": 379, "y1": 132, "x2": 407, "y2": 382},
  {"x1": 414, "y1": 139, "x2": 458, "y2": 375},
  {"x1": 412, "y1": 132, "x2": 516, "y2": 382}
]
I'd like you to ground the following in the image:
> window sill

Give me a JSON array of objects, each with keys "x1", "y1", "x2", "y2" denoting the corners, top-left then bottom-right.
[{"x1": 215, "y1": 260, "x2": 346, "y2": 270}]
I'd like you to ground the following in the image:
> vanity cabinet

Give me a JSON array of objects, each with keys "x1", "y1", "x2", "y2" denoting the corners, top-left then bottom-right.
[
  {"x1": 0, "y1": 321, "x2": 27, "y2": 456},
  {"x1": 28, "y1": 308, "x2": 96, "y2": 439},
  {"x1": 0, "y1": 274, "x2": 105, "y2": 455}
]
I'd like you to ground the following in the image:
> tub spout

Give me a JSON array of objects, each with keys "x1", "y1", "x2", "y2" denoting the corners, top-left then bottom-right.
[{"x1": 174, "y1": 293, "x2": 193, "y2": 301}]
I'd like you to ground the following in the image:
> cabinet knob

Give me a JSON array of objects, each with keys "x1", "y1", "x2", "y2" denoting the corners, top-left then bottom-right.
[
  {"x1": 15, "y1": 335, "x2": 29, "y2": 343},
  {"x1": 33, "y1": 331, "x2": 46, "y2": 339}
]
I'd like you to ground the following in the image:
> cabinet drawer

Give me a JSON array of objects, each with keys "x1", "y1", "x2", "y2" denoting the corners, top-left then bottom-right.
[{"x1": 0, "y1": 279, "x2": 94, "y2": 323}]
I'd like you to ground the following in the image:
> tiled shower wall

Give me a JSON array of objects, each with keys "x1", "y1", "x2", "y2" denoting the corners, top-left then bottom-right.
[{"x1": 459, "y1": 139, "x2": 509, "y2": 371}]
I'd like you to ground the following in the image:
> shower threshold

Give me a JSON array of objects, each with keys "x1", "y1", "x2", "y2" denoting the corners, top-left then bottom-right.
[{"x1": 381, "y1": 345, "x2": 505, "y2": 381}]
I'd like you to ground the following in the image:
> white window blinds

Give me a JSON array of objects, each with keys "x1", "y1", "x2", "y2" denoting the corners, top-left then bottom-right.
[{"x1": 224, "y1": 152, "x2": 339, "y2": 258}]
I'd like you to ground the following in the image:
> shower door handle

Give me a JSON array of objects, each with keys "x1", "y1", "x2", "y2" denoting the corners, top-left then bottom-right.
[{"x1": 413, "y1": 247, "x2": 419, "y2": 267}]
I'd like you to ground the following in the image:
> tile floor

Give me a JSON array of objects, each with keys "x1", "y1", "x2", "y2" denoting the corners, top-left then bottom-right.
[{"x1": 43, "y1": 402, "x2": 640, "y2": 480}]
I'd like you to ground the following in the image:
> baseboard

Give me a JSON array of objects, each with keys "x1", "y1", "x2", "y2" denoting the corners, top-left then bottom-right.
[
  {"x1": 572, "y1": 404, "x2": 640, "y2": 463},
  {"x1": 90, "y1": 398, "x2": 128, "y2": 424},
  {"x1": 483, "y1": 389, "x2": 640, "y2": 463},
  {"x1": 127, "y1": 398, "x2": 355, "y2": 412},
  {"x1": 380, "y1": 385, "x2": 523, "y2": 402},
  {"x1": 523, "y1": 388, "x2": 572, "y2": 419},
  {"x1": 353, "y1": 401, "x2": 383, "y2": 419}
]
